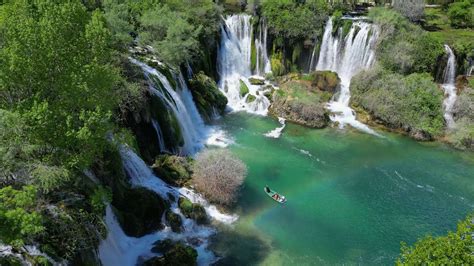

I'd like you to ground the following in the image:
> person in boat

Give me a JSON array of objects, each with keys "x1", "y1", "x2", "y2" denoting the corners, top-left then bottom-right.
[
  {"x1": 273, "y1": 193, "x2": 280, "y2": 201},
  {"x1": 265, "y1": 186, "x2": 270, "y2": 193}
]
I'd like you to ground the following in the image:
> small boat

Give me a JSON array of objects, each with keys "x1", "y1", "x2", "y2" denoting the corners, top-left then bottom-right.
[{"x1": 264, "y1": 186, "x2": 286, "y2": 203}]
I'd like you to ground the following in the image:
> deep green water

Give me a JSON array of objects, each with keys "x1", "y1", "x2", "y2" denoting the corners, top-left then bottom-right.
[{"x1": 210, "y1": 113, "x2": 474, "y2": 265}]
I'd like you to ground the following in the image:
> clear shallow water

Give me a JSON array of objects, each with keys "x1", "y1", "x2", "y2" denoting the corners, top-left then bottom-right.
[{"x1": 211, "y1": 113, "x2": 474, "y2": 265}]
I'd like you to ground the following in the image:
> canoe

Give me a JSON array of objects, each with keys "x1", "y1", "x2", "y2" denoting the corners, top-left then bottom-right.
[{"x1": 264, "y1": 187, "x2": 287, "y2": 203}]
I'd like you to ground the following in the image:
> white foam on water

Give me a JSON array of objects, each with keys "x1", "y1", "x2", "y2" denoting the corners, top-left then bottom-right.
[{"x1": 264, "y1": 117, "x2": 286, "y2": 138}]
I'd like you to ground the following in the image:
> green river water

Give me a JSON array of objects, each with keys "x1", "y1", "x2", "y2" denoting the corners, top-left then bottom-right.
[{"x1": 210, "y1": 113, "x2": 474, "y2": 265}]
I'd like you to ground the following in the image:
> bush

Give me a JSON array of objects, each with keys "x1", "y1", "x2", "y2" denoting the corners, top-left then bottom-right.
[
  {"x1": 192, "y1": 149, "x2": 247, "y2": 205},
  {"x1": 369, "y1": 8, "x2": 444, "y2": 75},
  {"x1": 397, "y1": 213, "x2": 474, "y2": 265},
  {"x1": 447, "y1": 0, "x2": 474, "y2": 28},
  {"x1": 392, "y1": 0, "x2": 425, "y2": 22},
  {"x1": 351, "y1": 66, "x2": 444, "y2": 138}
]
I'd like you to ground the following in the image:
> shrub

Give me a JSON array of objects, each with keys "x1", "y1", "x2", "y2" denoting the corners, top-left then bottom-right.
[
  {"x1": 369, "y1": 8, "x2": 444, "y2": 75},
  {"x1": 192, "y1": 149, "x2": 247, "y2": 205},
  {"x1": 447, "y1": 0, "x2": 474, "y2": 28},
  {"x1": 397, "y1": 213, "x2": 474, "y2": 265},
  {"x1": 351, "y1": 66, "x2": 444, "y2": 138},
  {"x1": 392, "y1": 0, "x2": 425, "y2": 22}
]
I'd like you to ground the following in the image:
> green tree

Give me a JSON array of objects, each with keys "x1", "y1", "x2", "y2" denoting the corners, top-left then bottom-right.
[
  {"x1": 139, "y1": 4, "x2": 202, "y2": 65},
  {"x1": 262, "y1": 0, "x2": 329, "y2": 41},
  {"x1": 0, "y1": 0, "x2": 120, "y2": 169},
  {"x1": 0, "y1": 186, "x2": 44, "y2": 247},
  {"x1": 397, "y1": 213, "x2": 474, "y2": 265}
]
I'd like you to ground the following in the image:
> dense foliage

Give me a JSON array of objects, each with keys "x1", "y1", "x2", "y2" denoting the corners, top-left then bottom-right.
[
  {"x1": 261, "y1": 0, "x2": 329, "y2": 41},
  {"x1": 369, "y1": 8, "x2": 444, "y2": 75},
  {"x1": 351, "y1": 66, "x2": 444, "y2": 138},
  {"x1": 447, "y1": 0, "x2": 474, "y2": 28},
  {"x1": 397, "y1": 213, "x2": 473, "y2": 265}
]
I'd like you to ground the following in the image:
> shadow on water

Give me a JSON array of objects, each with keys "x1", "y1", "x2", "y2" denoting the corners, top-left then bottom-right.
[{"x1": 210, "y1": 227, "x2": 271, "y2": 266}]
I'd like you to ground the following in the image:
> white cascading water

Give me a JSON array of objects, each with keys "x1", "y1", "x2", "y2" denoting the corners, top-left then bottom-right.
[
  {"x1": 99, "y1": 147, "x2": 238, "y2": 266},
  {"x1": 217, "y1": 14, "x2": 273, "y2": 115},
  {"x1": 151, "y1": 119, "x2": 166, "y2": 152},
  {"x1": 316, "y1": 18, "x2": 380, "y2": 136},
  {"x1": 131, "y1": 58, "x2": 207, "y2": 155},
  {"x1": 255, "y1": 18, "x2": 272, "y2": 76},
  {"x1": 441, "y1": 45, "x2": 457, "y2": 128},
  {"x1": 264, "y1": 117, "x2": 286, "y2": 138}
]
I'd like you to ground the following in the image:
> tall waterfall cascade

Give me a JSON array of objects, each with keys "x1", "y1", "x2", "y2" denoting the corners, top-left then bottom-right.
[
  {"x1": 131, "y1": 58, "x2": 229, "y2": 154},
  {"x1": 217, "y1": 14, "x2": 273, "y2": 115},
  {"x1": 99, "y1": 147, "x2": 238, "y2": 266},
  {"x1": 442, "y1": 45, "x2": 457, "y2": 128},
  {"x1": 315, "y1": 18, "x2": 380, "y2": 136}
]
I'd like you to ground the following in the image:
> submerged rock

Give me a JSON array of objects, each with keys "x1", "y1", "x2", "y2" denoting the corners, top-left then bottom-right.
[
  {"x1": 147, "y1": 240, "x2": 198, "y2": 266},
  {"x1": 178, "y1": 197, "x2": 208, "y2": 225}
]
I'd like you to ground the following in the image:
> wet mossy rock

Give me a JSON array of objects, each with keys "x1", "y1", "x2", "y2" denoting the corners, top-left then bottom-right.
[
  {"x1": 178, "y1": 197, "x2": 208, "y2": 225},
  {"x1": 147, "y1": 239, "x2": 198, "y2": 266},
  {"x1": 269, "y1": 76, "x2": 331, "y2": 128},
  {"x1": 188, "y1": 72, "x2": 228, "y2": 122},
  {"x1": 246, "y1": 94, "x2": 257, "y2": 103},
  {"x1": 165, "y1": 210, "x2": 183, "y2": 233},
  {"x1": 309, "y1": 71, "x2": 340, "y2": 93},
  {"x1": 152, "y1": 155, "x2": 193, "y2": 187},
  {"x1": 239, "y1": 79, "x2": 249, "y2": 97},
  {"x1": 112, "y1": 187, "x2": 166, "y2": 237},
  {"x1": 248, "y1": 77, "x2": 265, "y2": 85},
  {"x1": 0, "y1": 256, "x2": 22, "y2": 266}
]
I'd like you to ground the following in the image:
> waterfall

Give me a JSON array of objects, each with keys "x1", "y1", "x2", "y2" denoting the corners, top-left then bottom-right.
[
  {"x1": 255, "y1": 18, "x2": 272, "y2": 76},
  {"x1": 131, "y1": 58, "x2": 206, "y2": 155},
  {"x1": 316, "y1": 18, "x2": 379, "y2": 136},
  {"x1": 151, "y1": 119, "x2": 166, "y2": 153},
  {"x1": 99, "y1": 147, "x2": 238, "y2": 266},
  {"x1": 442, "y1": 45, "x2": 457, "y2": 128},
  {"x1": 217, "y1": 14, "x2": 272, "y2": 115}
]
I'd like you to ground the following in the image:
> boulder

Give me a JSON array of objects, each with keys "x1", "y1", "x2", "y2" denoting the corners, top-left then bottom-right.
[
  {"x1": 246, "y1": 94, "x2": 257, "y2": 103},
  {"x1": 248, "y1": 77, "x2": 265, "y2": 85},
  {"x1": 152, "y1": 155, "x2": 193, "y2": 187},
  {"x1": 165, "y1": 210, "x2": 183, "y2": 233},
  {"x1": 112, "y1": 187, "x2": 166, "y2": 237},
  {"x1": 239, "y1": 79, "x2": 249, "y2": 97},
  {"x1": 178, "y1": 197, "x2": 208, "y2": 225},
  {"x1": 147, "y1": 240, "x2": 197, "y2": 266},
  {"x1": 268, "y1": 78, "x2": 331, "y2": 128},
  {"x1": 309, "y1": 71, "x2": 340, "y2": 93},
  {"x1": 188, "y1": 72, "x2": 228, "y2": 122}
]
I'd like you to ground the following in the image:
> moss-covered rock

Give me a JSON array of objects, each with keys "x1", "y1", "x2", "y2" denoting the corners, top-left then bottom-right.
[
  {"x1": 178, "y1": 197, "x2": 208, "y2": 225},
  {"x1": 112, "y1": 187, "x2": 166, "y2": 237},
  {"x1": 152, "y1": 155, "x2": 193, "y2": 187},
  {"x1": 188, "y1": 72, "x2": 228, "y2": 122},
  {"x1": 268, "y1": 76, "x2": 331, "y2": 128},
  {"x1": 147, "y1": 240, "x2": 198, "y2": 266},
  {"x1": 239, "y1": 79, "x2": 249, "y2": 97},
  {"x1": 165, "y1": 210, "x2": 183, "y2": 233},
  {"x1": 246, "y1": 94, "x2": 257, "y2": 103},
  {"x1": 308, "y1": 71, "x2": 340, "y2": 93},
  {"x1": 248, "y1": 77, "x2": 265, "y2": 85},
  {"x1": 0, "y1": 256, "x2": 22, "y2": 266}
]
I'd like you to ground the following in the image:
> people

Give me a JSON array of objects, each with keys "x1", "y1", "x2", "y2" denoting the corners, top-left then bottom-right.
[
  {"x1": 273, "y1": 194, "x2": 279, "y2": 201},
  {"x1": 265, "y1": 186, "x2": 270, "y2": 193}
]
